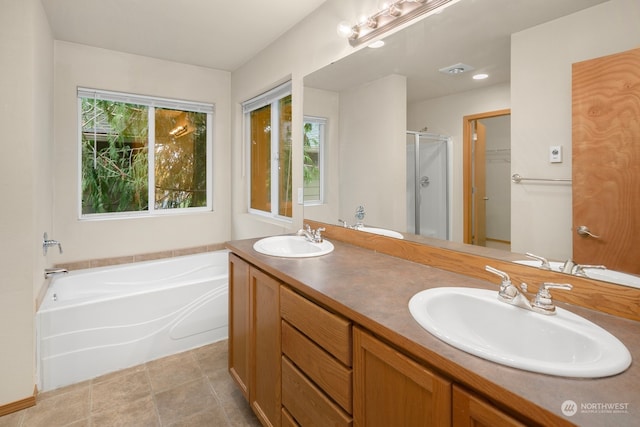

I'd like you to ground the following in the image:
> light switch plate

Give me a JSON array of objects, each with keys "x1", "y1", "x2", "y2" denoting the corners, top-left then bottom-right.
[{"x1": 550, "y1": 145, "x2": 562, "y2": 163}]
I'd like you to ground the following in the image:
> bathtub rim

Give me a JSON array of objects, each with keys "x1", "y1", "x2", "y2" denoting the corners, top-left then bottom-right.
[{"x1": 36, "y1": 249, "x2": 230, "y2": 313}]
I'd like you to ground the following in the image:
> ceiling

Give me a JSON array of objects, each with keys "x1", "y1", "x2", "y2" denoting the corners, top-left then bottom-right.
[
  {"x1": 304, "y1": 0, "x2": 608, "y2": 103},
  {"x1": 40, "y1": 0, "x2": 327, "y2": 71}
]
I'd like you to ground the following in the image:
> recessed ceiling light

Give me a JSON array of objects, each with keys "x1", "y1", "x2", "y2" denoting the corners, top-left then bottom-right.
[
  {"x1": 473, "y1": 73, "x2": 489, "y2": 80},
  {"x1": 368, "y1": 40, "x2": 385, "y2": 48}
]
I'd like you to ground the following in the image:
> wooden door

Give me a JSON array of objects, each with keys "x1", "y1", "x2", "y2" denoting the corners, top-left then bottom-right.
[
  {"x1": 250, "y1": 268, "x2": 282, "y2": 427},
  {"x1": 572, "y1": 47, "x2": 640, "y2": 274},
  {"x1": 463, "y1": 109, "x2": 510, "y2": 245},
  {"x1": 228, "y1": 253, "x2": 250, "y2": 400},
  {"x1": 472, "y1": 121, "x2": 487, "y2": 246},
  {"x1": 353, "y1": 327, "x2": 451, "y2": 427}
]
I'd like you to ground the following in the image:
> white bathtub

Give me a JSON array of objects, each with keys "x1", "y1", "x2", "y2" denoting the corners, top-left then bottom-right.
[{"x1": 37, "y1": 250, "x2": 229, "y2": 392}]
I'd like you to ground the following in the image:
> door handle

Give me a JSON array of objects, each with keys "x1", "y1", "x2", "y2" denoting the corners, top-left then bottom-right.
[{"x1": 577, "y1": 225, "x2": 601, "y2": 239}]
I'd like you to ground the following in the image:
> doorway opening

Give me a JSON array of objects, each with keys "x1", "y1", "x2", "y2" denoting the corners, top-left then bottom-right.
[{"x1": 463, "y1": 109, "x2": 511, "y2": 250}]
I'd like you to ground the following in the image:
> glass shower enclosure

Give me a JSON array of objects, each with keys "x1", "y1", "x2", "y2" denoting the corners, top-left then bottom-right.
[{"x1": 406, "y1": 132, "x2": 450, "y2": 239}]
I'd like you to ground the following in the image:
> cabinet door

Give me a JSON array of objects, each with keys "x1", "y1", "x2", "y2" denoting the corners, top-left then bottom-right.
[
  {"x1": 453, "y1": 386, "x2": 526, "y2": 427},
  {"x1": 250, "y1": 267, "x2": 281, "y2": 427},
  {"x1": 228, "y1": 253, "x2": 250, "y2": 399},
  {"x1": 353, "y1": 327, "x2": 451, "y2": 427}
]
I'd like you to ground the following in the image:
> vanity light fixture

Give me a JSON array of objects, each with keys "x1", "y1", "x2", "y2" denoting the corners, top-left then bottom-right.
[{"x1": 338, "y1": 0, "x2": 459, "y2": 47}]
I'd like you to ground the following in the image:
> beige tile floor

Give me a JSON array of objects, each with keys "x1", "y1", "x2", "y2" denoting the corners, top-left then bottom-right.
[{"x1": 0, "y1": 340, "x2": 261, "y2": 427}]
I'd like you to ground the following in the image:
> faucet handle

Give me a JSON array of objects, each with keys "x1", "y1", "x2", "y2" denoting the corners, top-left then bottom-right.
[
  {"x1": 532, "y1": 282, "x2": 573, "y2": 314},
  {"x1": 485, "y1": 266, "x2": 519, "y2": 301},
  {"x1": 485, "y1": 265, "x2": 511, "y2": 284},
  {"x1": 561, "y1": 259, "x2": 575, "y2": 274},
  {"x1": 525, "y1": 252, "x2": 551, "y2": 270}
]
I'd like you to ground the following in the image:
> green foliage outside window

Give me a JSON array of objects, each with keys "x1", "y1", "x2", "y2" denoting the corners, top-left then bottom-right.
[
  {"x1": 81, "y1": 97, "x2": 209, "y2": 215},
  {"x1": 81, "y1": 99, "x2": 149, "y2": 214}
]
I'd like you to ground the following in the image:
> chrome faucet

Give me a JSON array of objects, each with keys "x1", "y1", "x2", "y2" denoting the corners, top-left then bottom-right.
[
  {"x1": 531, "y1": 282, "x2": 574, "y2": 314},
  {"x1": 43, "y1": 232, "x2": 63, "y2": 255},
  {"x1": 571, "y1": 263, "x2": 606, "y2": 277},
  {"x1": 338, "y1": 205, "x2": 366, "y2": 229},
  {"x1": 525, "y1": 252, "x2": 551, "y2": 270},
  {"x1": 354, "y1": 205, "x2": 365, "y2": 228},
  {"x1": 561, "y1": 259, "x2": 575, "y2": 274},
  {"x1": 485, "y1": 266, "x2": 573, "y2": 315},
  {"x1": 297, "y1": 224, "x2": 325, "y2": 243},
  {"x1": 44, "y1": 267, "x2": 68, "y2": 279}
]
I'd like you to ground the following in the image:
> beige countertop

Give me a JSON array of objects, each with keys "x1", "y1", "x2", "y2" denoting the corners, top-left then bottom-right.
[{"x1": 227, "y1": 237, "x2": 640, "y2": 427}]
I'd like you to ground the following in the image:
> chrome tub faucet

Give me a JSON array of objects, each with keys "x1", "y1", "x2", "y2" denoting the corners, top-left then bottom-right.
[{"x1": 44, "y1": 268, "x2": 68, "y2": 279}]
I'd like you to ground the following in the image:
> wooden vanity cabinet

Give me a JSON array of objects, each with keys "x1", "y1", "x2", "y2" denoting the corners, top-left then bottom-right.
[
  {"x1": 228, "y1": 253, "x2": 250, "y2": 399},
  {"x1": 280, "y1": 286, "x2": 353, "y2": 426},
  {"x1": 353, "y1": 327, "x2": 452, "y2": 427},
  {"x1": 228, "y1": 253, "x2": 281, "y2": 427},
  {"x1": 229, "y1": 252, "x2": 547, "y2": 427},
  {"x1": 452, "y1": 385, "x2": 526, "y2": 427}
]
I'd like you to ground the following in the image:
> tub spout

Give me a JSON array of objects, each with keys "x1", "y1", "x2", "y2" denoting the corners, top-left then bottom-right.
[{"x1": 45, "y1": 268, "x2": 68, "y2": 279}]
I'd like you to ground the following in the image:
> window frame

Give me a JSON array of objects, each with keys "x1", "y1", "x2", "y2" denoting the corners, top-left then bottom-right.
[
  {"x1": 243, "y1": 81, "x2": 293, "y2": 221},
  {"x1": 77, "y1": 88, "x2": 214, "y2": 220},
  {"x1": 303, "y1": 115, "x2": 326, "y2": 206}
]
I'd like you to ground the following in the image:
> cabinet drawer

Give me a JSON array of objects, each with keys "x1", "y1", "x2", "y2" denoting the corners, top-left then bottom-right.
[
  {"x1": 282, "y1": 320, "x2": 352, "y2": 413},
  {"x1": 282, "y1": 356, "x2": 352, "y2": 427},
  {"x1": 282, "y1": 407, "x2": 300, "y2": 427},
  {"x1": 280, "y1": 286, "x2": 352, "y2": 365}
]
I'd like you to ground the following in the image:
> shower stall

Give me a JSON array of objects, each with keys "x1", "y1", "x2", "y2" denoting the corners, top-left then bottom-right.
[{"x1": 406, "y1": 131, "x2": 450, "y2": 239}]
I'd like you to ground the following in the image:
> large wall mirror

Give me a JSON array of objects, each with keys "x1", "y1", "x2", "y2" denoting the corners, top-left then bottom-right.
[{"x1": 302, "y1": 0, "x2": 640, "y2": 288}]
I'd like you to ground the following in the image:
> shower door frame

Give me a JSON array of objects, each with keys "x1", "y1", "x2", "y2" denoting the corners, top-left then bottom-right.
[{"x1": 407, "y1": 131, "x2": 450, "y2": 239}]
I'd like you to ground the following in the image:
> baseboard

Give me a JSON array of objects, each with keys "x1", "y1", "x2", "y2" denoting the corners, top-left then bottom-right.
[{"x1": 0, "y1": 386, "x2": 37, "y2": 416}]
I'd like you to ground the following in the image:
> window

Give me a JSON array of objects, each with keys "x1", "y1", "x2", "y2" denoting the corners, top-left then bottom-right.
[
  {"x1": 79, "y1": 88, "x2": 213, "y2": 217},
  {"x1": 243, "y1": 82, "x2": 292, "y2": 219},
  {"x1": 303, "y1": 116, "x2": 326, "y2": 205}
]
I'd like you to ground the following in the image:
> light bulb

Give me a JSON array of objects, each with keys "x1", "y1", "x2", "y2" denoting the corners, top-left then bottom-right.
[{"x1": 337, "y1": 21, "x2": 356, "y2": 38}]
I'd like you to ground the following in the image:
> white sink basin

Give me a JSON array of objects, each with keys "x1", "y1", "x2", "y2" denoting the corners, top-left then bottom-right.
[
  {"x1": 408, "y1": 287, "x2": 631, "y2": 378},
  {"x1": 253, "y1": 235, "x2": 334, "y2": 258},
  {"x1": 357, "y1": 226, "x2": 404, "y2": 239},
  {"x1": 514, "y1": 260, "x2": 640, "y2": 288},
  {"x1": 584, "y1": 268, "x2": 640, "y2": 289}
]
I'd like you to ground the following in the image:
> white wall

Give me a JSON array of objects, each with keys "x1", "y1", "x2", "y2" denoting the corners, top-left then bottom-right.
[
  {"x1": 407, "y1": 83, "x2": 510, "y2": 242},
  {"x1": 52, "y1": 42, "x2": 231, "y2": 262},
  {"x1": 303, "y1": 87, "x2": 341, "y2": 225},
  {"x1": 304, "y1": 75, "x2": 408, "y2": 231},
  {"x1": 510, "y1": 0, "x2": 640, "y2": 260},
  {"x1": 340, "y1": 75, "x2": 407, "y2": 230},
  {"x1": 0, "y1": 0, "x2": 53, "y2": 406},
  {"x1": 229, "y1": 0, "x2": 385, "y2": 239}
]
